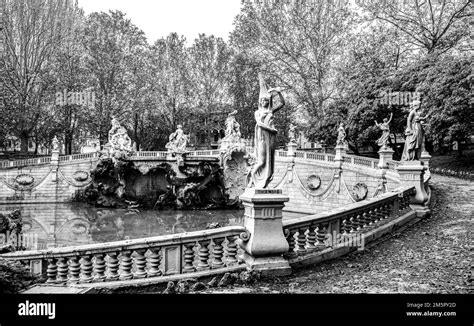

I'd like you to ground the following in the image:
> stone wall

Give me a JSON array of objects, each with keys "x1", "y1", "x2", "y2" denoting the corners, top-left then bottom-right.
[
  {"x1": 0, "y1": 153, "x2": 401, "y2": 215},
  {"x1": 0, "y1": 161, "x2": 97, "y2": 204},
  {"x1": 270, "y1": 158, "x2": 400, "y2": 214}
]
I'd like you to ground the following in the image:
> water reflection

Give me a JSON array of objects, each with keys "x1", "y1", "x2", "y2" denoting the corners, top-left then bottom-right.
[{"x1": 0, "y1": 203, "x2": 305, "y2": 250}]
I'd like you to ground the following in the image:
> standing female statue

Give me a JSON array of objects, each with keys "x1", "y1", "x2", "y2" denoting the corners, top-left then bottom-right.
[
  {"x1": 336, "y1": 122, "x2": 347, "y2": 146},
  {"x1": 374, "y1": 113, "x2": 393, "y2": 150},
  {"x1": 247, "y1": 73, "x2": 285, "y2": 189},
  {"x1": 401, "y1": 100, "x2": 428, "y2": 161}
]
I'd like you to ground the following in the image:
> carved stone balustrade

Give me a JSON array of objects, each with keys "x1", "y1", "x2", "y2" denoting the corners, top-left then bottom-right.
[{"x1": 0, "y1": 226, "x2": 246, "y2": 284}]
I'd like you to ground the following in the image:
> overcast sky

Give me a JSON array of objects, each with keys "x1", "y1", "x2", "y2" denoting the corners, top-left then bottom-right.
[{"x1": 77, "y1": 0, "x2": 243, "y2": 44}]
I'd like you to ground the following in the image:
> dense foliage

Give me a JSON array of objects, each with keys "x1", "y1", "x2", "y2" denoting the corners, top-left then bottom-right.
[{"x1": 0, "y1": 0, "x2": 471, "y2": 155}]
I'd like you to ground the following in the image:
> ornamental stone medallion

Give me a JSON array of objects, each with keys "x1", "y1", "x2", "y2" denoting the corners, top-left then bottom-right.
[
  {"x1": 306, "y1": 175, "x2": 322, "y2": 191},
  {"x1": 73, "y1": 171, "x2": 90, "y2": 182},
  {"x1": 14, "y1": 174, "x2": 35, "y2": 186},
  {"x1": 352, "y1": 183, "x2": 368, "y2": 201}
]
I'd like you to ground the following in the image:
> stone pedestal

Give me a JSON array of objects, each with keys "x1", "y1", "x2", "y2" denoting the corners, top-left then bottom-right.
[
  {"x1": 287, "y1": 142, "x2": 297, "y2": 157},
  {"x1": 334, "y1": 145, "x2": 346, "y2": 169},
  {"x1": 378, "y1": 147, "x2": 394, "y2": 169},
  {"x1": 238, "y1": 188, "x2": 292, "y2": 276},
  {"x1": 420, "y1": 151, "x2": 432, "y2": 170},
  {"x1": 50, "y1": 150, "x2": 60, "y2": 182},
  {"x1": 397, "y1": 161, "x2": 430, "y2": 218}
]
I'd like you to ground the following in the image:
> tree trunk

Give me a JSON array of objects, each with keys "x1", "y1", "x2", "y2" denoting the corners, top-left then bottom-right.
[
  {"x1": 456, "y1": 139, "x2": 464, "y2": 157},
  {"x1": 134, "y1": 112, "x2": 140, "y2": 151},
  {"x1": 65, "y1": 132, "x2": 73, "y2": 155},
  {"x1": 19, "y1": 131, "x2": 29, "y2": 155}
]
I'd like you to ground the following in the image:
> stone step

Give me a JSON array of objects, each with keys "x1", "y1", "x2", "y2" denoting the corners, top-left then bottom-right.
[{"x1": 21, "y1": 285, "x2": 92, "y2": 294}]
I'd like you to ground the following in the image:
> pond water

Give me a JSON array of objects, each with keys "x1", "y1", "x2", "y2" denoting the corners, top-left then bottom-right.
[{"x1": 0, "y1": 203, "x2": 305, "y2": 250}]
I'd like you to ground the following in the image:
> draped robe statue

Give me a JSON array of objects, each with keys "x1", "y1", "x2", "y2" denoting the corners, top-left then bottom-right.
[
  {"x1": 401, "y1": 101, "x2": 427, "y2": 161},
  {"x1": 247, "y1": 73, "x2": 285, "y2": 189},
  {"x1": 375, "y1": 113, "x2": 393, "y2": 150}
]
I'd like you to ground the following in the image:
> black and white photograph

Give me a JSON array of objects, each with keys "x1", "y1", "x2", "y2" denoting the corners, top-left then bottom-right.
[{"x1": 0, "y1": 0, "x2": 472, "y2": 324}]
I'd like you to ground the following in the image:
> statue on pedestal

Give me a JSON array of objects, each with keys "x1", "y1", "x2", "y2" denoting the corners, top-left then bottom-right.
[
  {"x1": 288, "y1": 124, "x2": 297, "y2": 144},
  {"x1": 107, "y1": 117, "x2": 134, "y2": 163},
  {"x1": 220, "y1": 110, "x2": 246, "y2": 152},
  {"x1": 52, "y1": 136, "x2": 59, "y2": 151},
  {"x1": 401, "y1": 100, "x2": 428, "y2": 162},
  {"x1": 225, "y1": 110, "x2": 241, "y2": 140},
  {"x1": 247, "y1": 73, "x2": 285, "y2": 189},
  {"x1": 336, "y1": 122, "x2": 347, "y2": 147},
  {"x1": 374, "y1": 113, "x2": 393, "y2": 150},
  {"x1": 166, "y1": 124, "x2": 189, "y2": 153}
]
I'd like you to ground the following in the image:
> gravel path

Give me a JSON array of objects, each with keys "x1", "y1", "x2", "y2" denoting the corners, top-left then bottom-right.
[{"x1": 207, "y1": 175, "x2": 473, "y2": 294}]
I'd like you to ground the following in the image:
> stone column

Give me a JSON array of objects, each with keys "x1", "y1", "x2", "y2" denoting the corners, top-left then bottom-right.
[
  {"x1": 238, "y1": 188, "x2": 292, "y2": 276},
  {"x1": 397, "y1": 161, "x2": 430, "y2": 218},
  {"x1": 378, "y1": 147, "x2": 394, "y2": 169},
  {"x1": 50, "y1": 149, "x2": 60, "y2": 182},
  {"x1": 287, "y1": 141, "x2": 297, "y2": 157},
  {"x1": 334, "y1": 145, "x2": 346, "y2": 192},
  {"x1": 334, "y1": 145, "x2": 346, "y2": 168}
]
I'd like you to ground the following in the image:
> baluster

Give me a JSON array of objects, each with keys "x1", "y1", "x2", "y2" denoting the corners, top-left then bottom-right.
[
  {"x1": 355, "y1": 214, "x2": 364, "y2": 231},
  {"x1": 106, "y1": 252, "x2": 119, "y2": 281},
  {"x1": 402, "y1": 194, "x2": 410, "y2": 212},
  {"x1": 197, "y1": 240, "x2": 211, "y2": 271},
  {"x1": 212, "y1": 238, "x2": 225, "y2": 269},
  {"x1": 377, "y1": 205, "x2": 385, "y2": 222},
  {"x1": 306, "y1": 225, "x2": 317, "y2": 251},
  {"x1": 362, "y1": 211, "x2": 370, "y2": 227},
  {"x1": 93, "y1": 254, "x2": 106, "y2": 282},
  {"x1": 183, "y1": 242, "x2": 196, "y2": 273},
  {"x1": 296, "y1": 227, "x2": 307, "y2": 254},
  {"x1": 57, "y1": 257, "x2": 68, "y2": 284},
  {"x1": 134, "y1": 250, "x2": 147, "y2": 279},
  {"x1": 80, "y1": 255, "x2": 93, "y2": 283},
  {"x1": 349, "y1": 215, "x2": 358, "y2": 233},
  {"x1": 225, "y1": 236, "x2": 238, "y2": 266},
  {"x1": 119, "y1": 251, "x2": 133, "y2": 280},
  {"x1": 384, "y1": 203, "x2": 392, "y2": 219},
  {"x1": 46, "y1": 258, "x2": 58, "y2": 283},
  {"x1": 341, "y1": 218, "x2": 351, "y2": 235},
  {"x1": 147, "y1": 248, "x2": 162, "y2": 277},
  {"x1": 68, "y1": 256, "x2": 81, "y2": 284},
  {"x1": 285, "y1": 229, "x2": 297, "y2": 256},
  {"x1": 365, "y1": 209, "x2": 373, "y2": 225},
  {"x1": 316, "y1": 224, "x2": 327, "y2": 248}
]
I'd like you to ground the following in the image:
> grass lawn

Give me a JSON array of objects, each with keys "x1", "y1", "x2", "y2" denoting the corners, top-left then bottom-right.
[{"x1": 430, "y1": 149, "x2": 474, "y2": 174}]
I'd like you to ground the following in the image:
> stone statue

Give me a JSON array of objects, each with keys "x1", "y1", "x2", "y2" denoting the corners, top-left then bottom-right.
[
  {"x1": 107, "y1": 117, "x2": 133, "y2": 163},
  {"x1": 288, "y1": 124, "x2": 297, "y2": 144},
  {"x1": 220, "y1": 110, "x2": 246, "y2": 153},
  {"x1": 52, "y1": 136, "x2": 59, "y2": 151},
  {"x1": 247, "y1": 73, "x2": 285, "y2": 189},
  {"x1": 336, "y1": 122, "x2": 347, "y2": 147},
  {"x1": 374, "y1": 113, "x2": 393, "y2": 150},
  {"x1": 109, "y1": 117, "x2": 121, "y2": 142},
  {"x1": 166, "y1": 124, "x2": 189, "y2": 153},
  {"x1": 224, "y1": 110, "x2": 241, "y2": 140},
  {"x1": 402, "y1": 100, "x2": 428, "y2": 161}
]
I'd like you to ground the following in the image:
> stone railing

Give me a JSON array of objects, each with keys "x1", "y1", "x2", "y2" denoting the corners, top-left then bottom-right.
[
  {"x1": 59, "y1": 152, "x2": 99, "y2": 163},
  {"x1": 290, "y1": 151, "x2": 378, "y2": 168},
  {"x1": 130, "y1": 151, "x2": 168, "y2": 159},
  {"x1": 0, "y1": 226, "x2": 246, "y2": 284},
  {"x1": 187, "y1": 150, "x2": 221, "y2": 157},
  {"x1": 387, "y1": 160, "x2": 401, "y2": 171},
  {"x1": 282, "y1": 187, "x2": 415, "y2": 259},
  {"x1": 0, "y1": 150, "x2": 227, "y2": 170},
  {"x1": 0, "y1": 156, "x2": 51, "y2": 169},
  {"x1": 342, "y1": 155, "x2": 378, "y2": 169},
  {"x1": 304, "y1": 152, "x2": 335, "y2": 163}
]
